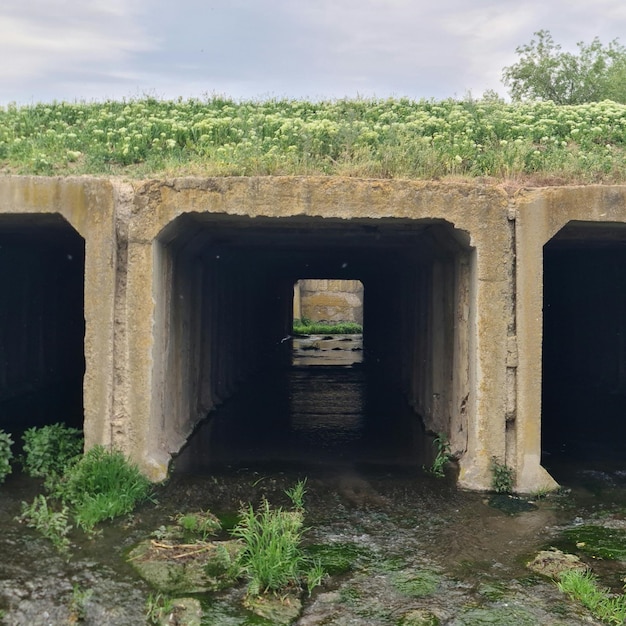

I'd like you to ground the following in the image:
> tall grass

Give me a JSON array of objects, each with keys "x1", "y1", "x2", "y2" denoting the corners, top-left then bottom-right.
[
  {"x1": 558, "y1": 569, "x2": 626, "y2": 625},
  {"x1": 57, "y1": 445, "x2": 152, "y2": 532},
  {"x1": 230, "y1": 480, "x2": 324, "y2": 597},
  {"x1": 1, "y1": 97, "x2": 626, "y2": 183}
]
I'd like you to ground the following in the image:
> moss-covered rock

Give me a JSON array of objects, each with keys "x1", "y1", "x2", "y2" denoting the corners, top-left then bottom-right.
[
  {"x1": 128, "y1": 539, "x2": 241, "y2": 594},
  {"x1": 526, "y1": 548, "x2": 587, "y2": 579},
  {"x1": 244, "y1": 592, "x2": 302, "y2": 625}
]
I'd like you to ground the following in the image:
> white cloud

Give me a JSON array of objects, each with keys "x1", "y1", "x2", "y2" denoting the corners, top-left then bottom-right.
[
  {"x1": 0, "y1": 0, "x2": 156, "y2": 100},
  {"x1": 3, "y1": 0, "x2": 626, "y2": 105}
]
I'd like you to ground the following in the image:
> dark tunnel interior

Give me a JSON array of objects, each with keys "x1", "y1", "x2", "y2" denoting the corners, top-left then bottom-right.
[
  {"x1": 542, "y1": 222, "x2": 626, "y2": 467},
  {"x1": 159, "y1": 213, "x2": 470, "y2": 472},
  {"x1": 0, "y1": 215, "x2": 85, "y2": 435}
]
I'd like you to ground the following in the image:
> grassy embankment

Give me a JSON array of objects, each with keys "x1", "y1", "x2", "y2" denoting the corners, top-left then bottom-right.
[{"x1": 1, "y1": 97, "x2": 625, "y2": 183}]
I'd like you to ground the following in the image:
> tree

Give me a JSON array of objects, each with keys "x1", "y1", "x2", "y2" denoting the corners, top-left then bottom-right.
[{"x1": 502, "y1": 30, "x2": 626, "y2": 104}]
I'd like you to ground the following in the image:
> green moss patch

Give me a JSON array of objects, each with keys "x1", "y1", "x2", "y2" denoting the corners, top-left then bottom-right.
[
  {"x1": 304, "y1": 542, "x2": 372, "y2": 575},
  {"x1": 561, "y1": 524, "x2": 626, "y2": 560},
  {"x1": 391, "y1": 570, "x2": 441, "y2": 598}
]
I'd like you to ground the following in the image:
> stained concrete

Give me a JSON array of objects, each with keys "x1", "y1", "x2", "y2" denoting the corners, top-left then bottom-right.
[{"x1": 0, "y1": 176, "x2": 625, "y2": 491}]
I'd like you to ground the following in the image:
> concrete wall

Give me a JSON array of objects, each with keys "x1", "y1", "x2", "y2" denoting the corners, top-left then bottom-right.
[
  {"x1": 295, "y1": 279, "x2": 364, "y2": 324},
  {"x1": 1, "y1": 175, "x2": 624, "y2": 491}
]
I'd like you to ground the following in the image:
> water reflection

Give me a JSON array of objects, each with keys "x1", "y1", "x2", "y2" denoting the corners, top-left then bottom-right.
[{"x1": 173, "y1": 335, "x2": 426, "y2": 473}]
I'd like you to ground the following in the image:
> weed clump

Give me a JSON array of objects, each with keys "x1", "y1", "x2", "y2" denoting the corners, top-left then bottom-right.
[
  {"x1": 22, "y1": 422, "x2": 82, "y2": 479},
  {"x1": 58, "y1": 445, "x2": 152, "y2": 532},
  {"x1": 425, "y1": 433, "x2": 451, "y2": 478},
  {"x1": 231, "y1": 480, "x2": 324, "y2": 598},
  {"x1": 491, "y1": 457, "x2": 515, "y2": 493},
  {"x1": 558, "y1": 569, "x2": 626, "y2": 625},
  {"x1": 17, "y1": 429, "x2": 153, "y2": 551}
]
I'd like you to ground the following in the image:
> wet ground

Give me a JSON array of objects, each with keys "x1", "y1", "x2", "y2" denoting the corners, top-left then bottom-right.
[{"x1": 1, "y1": 336, "x2": 625, "y2": 625}]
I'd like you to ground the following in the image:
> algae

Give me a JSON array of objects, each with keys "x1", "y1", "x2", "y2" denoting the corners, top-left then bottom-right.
[
  {"x1": 561, "y1": 524, "x2": 626, "y2": 560},
  {"x1": 304, "y1": 541, "x2": 372, "y2": 575}
]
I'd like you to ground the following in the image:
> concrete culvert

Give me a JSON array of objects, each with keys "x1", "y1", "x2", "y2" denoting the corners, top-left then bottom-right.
[
  {"x1": 152, "y1": 213, "x2": 472, "y2": 475},
  {"x1": 542, "y1": 221, "x2": 626, "y2": 469},
  {"x1": 0, "y1": 214, "x2": 85, "y2": 434}
]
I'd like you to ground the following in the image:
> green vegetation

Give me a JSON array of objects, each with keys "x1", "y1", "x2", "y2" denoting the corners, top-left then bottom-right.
[
  {"x1": 425, "y1": 433, "x2": 451, "y2": 478},
  {"x1": 391, "y1": 570, "x2": 441, "y2": 598},
  {"x1": 2, "y1": 96, "x2": 626, "y2": 184},
  {"x1": 490, "y1": 457, "x2": 515, "y2": 493},
  {"x1": 175, "y1": 510, "x2": 221, "y2": 542},
  {"x1": 561, "y1": 525, "x2": 626, "y2": 561},
  {"x1": 22, "y1": 422, "x2": 82, "y2": 480},
  {"x1": 293, "y1": 318, "x2": 362, "y2": 335},
  {"x1": 230, "y1": 480, "x2": 324, "y2": 598},
  {"x1": 557, "y1": 569, "x2": 626, "y2": 625},
  {"x1": 18, "y1": 430, "x2": 152, "y2": 551},
  {"x1": 58, "y1": 445, "x2": 152, "y2": 532},
  {"x1": 304, "y1": 542, "x2": 372, "y2": 575},
  {"x1": 0, "y1": 429, "x2": 13, "y2": 484},
  {"x1": 503, "y1": 30, "x2": 626, "y2": 105},
  {"x1": 145, "y1": 592, "x2": 175, "y2": 625},
  {"x1": 68, "y1": 584, "x2": 93, "y2": 622},
  {"x1": 18, "y1": 494, "x2": 72, "y2": 555}
]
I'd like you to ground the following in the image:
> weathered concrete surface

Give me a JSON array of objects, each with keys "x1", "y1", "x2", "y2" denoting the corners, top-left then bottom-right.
[
  {"x1": 126, "y1": 177, "x2": 511, "y2": 489},
  {"x1": 0, "y1": 176, "x2": 118, "y2": 450},
  {"x1": 515, "y1": 186, "x2": 626, "y2": 492},
  {"x1": 295, "y1": 279, "x2": 364, "y2": 324},
  {"x1": 1, "y1": 175, "x2": 625, "y2": 492}
]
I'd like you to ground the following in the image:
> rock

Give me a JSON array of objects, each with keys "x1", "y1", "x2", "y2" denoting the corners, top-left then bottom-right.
[
  {"x1": 244, "y1": 592, "x2": 302, "y2": 625},
  {"x1": 526, "y1": 548, "x2": 587, "y2": 579},
  {"x1": 156, "y1": 597, "x2": 202, "y2": 626},
  {"x1": 128, "y1": 539, "x2": 241, "y2": 594},
  {"x1": 398, "y1": 608, "x2": 441, "y2": 625}
]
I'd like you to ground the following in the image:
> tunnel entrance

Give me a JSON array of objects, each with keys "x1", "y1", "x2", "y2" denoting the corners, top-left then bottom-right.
[
  {"x1": 0, "y1": 215, "x2": 85, "y2": 434},
  {"x1": 542, "y1": 221, "x2": 626, "y2": 469},
  {"x1": 154, "y1": 213, "x2": 471, "y2": 472}
]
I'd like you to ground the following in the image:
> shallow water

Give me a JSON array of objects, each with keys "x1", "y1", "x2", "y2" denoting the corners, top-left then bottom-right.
[{"x1": 1, "y1": 336, "x2": 624, "y2": 625}]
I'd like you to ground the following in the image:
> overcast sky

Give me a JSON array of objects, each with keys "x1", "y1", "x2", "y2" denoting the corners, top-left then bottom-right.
[{"x1": 2, "y1": 0, "x2": 626, "y2": 106}]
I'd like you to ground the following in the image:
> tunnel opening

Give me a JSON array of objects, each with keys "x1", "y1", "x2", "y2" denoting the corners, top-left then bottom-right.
[
  {"x1": 292, "y1": 278, "x2": 364, "y2": 367},
  {"x1": 153, "y1": 213, "x2": 472, "y2": 474},
  {"x1": 542, "y1": 221, "x2": 626, "y2": 473},
  {"x1": 0, "y1": 214, "x2": 85, "y2": 436}
]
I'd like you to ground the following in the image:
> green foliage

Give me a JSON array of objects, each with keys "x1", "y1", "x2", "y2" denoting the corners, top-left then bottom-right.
[
  {"x1": 22, "y1": 423, "x2": 83, "y2": 479},
  {"x1": 558, "y1": 569, "x2": 626, "y2": 625},
  {"x1": 392, "y1": 570, "x2": 441, "y2": 598},
  {"x1": 425, "y1": 434, "x2": 451, "y2": 478},
  {"x1": 491, "y1": 457, "x2": 514, "y2": 493},
  {"x1": 175, "y1": 510, "x2": 221, "y2": 541},
  {"x1": 145, "y1": 592, "x2": 175, "y2": 625},
  {"x1": 293, "y1": 319, "x2": 363, "y2": 335},
  {"x1": 562, "y1": 525, "x2": 626, "y2": 560},
  {"x1": 3, "y1": 96, "x2": 626, "y2": 183},
  {"x1": 58, "y1": 445, "x2": 152, "y2": 532},
  {"x1": 304, "y1": 542, "x2": 371, "y2": 575},
  {"x1": 231, "y1": 481, "x2": 324, "y2": 597},
  {"x1": 0, "y1": 429, "x2": 13, "y2": 484},
  {"x1": 18, "y1": 494, "x2": 72, "y2": 555},
  {"x1": 69, "y1": 584, "x2": 93, "y2": 622},
  {"x1": 285, "y1": 478, "x2": 307, "y2": 510},
  {"x1": 503, "y1": 30, "x2": 626, "y2": 104}
]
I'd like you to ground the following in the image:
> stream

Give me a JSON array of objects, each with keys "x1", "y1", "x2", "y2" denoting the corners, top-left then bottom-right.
[{"x1": 1, "y1": 335, "x2": 624, "y2": 625}]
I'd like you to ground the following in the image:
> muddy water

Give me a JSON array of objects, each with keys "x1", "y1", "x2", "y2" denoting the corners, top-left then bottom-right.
[{"x1": 0, "y1": 336, "x2": 623, "y2": 625}]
